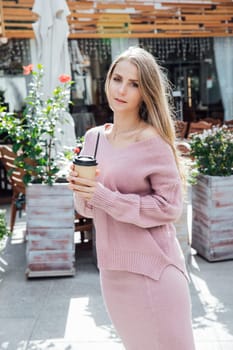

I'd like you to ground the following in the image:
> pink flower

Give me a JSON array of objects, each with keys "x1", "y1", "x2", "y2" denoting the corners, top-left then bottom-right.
[
  {"x1": 59, "y1": 74, "x2": 71, "y2": 83},
  {"x1": 73, "y1": 147, "x2": 81, "y2": 154},
  {"x1": 23, "y1": 64, "x2": 33, "y2": 75}
]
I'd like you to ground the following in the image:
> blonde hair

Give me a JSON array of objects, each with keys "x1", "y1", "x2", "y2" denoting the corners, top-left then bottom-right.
[{"x1": 105, "y1": 46, "x2": 185, "y2": 183}]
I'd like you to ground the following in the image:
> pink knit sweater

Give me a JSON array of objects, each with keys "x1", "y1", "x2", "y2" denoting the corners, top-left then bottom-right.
[{"x1": 74, "y1": 125, "x2": 188, "y2": 280}]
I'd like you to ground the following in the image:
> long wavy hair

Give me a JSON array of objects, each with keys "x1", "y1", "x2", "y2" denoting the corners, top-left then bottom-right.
[{"x1": 105, "y1": 46, "x2": 185, "y2": 182}]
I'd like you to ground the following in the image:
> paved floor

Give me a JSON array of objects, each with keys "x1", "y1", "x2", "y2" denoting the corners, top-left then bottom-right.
[{"x1": 0, "y1": 205, "x2": 233, "y2": 350}]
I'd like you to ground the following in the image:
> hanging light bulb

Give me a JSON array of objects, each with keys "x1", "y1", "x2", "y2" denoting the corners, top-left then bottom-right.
[{"x1": 0, "y1": 37, "x2": 8, "y2": 46}]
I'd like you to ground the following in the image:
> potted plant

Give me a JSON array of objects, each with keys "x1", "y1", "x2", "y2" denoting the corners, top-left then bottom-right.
[
  {"x1": 189, "y1": 126, "x2": 233, "y2": 261},
  {"x1": 0, "y1": 64, "x2": 76, "y2": 277},
  {"x1": 0, "y1": 63, "x2": 73, "y2": 185}
]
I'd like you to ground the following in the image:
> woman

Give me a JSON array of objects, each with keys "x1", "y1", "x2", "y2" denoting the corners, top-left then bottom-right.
[{"x1": 67, "y1": 47, "x2": 196, "y2": 350}]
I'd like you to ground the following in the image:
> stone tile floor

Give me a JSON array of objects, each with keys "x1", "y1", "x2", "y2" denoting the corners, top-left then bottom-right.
[{"x1": 0, "y1": 205, "x2": 233, "y2": 350}]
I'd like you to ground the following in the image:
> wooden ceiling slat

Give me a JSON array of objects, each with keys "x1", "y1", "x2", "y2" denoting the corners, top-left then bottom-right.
[
  {"x1": 1, "y1": 0, "x2": 233, "y2": 39},
  {"x1": 68, "y1": 31, "x2": 232, "y2": 39},
  {"x1": 4, "y1": 22, "x2": 33, "y2": 28},
  {"x1": 69, "y1": 19, "x2": 97, "y2": 26},
  {"x1": 129, "y1": 23, "x2": 200, "y2": 30},
  {"x1": 161, "y1": 3, "x2": 213, "y2": 9},
  {"x1": 66, "y1": 2, "x2": 94, "y2": 11},
  {"x1": 4, "y1": 8, "x2": 33, "y2": 15},
  {"x1": 18, "y1": 0, "x2": 34, "y2": 4},
  {"x1": 204, "y1": 22, "x2": 233, "y2": 27},
  {"x1": 96, "y1": 3, "x2": 128, "y2": 10},
  {"x1": 68, "y1": 13, "x2": 100, "y2": 19},
  {"x1": 184, "y1": 14, "x2": 233, "y2": 20},
  {"x1": 5, "y1": 30, "x2": 33, "y2": 38},
  {"x1": 3, "y1": 3, "x2": 32, "y2": 8}
]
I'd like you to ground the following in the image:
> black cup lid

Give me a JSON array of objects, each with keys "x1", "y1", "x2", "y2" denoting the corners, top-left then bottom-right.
[{"x1": 73, "y1": 155, "x2": 98, "y2": 166}]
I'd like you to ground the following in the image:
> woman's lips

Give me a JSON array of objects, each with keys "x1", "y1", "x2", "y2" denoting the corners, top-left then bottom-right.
[{"x1": 115, "y1": 98, "x2": 127, "y2": 103}]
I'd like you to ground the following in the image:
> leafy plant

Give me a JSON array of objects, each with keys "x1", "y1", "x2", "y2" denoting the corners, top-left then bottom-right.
[
  {"x1": 0, "y1": 210, "x2": 11, "y2": 244},
  {"x1": 0, "y1": 64, "x2": 73, "y2": 185},
  {"x1": 189, "y1": 125, "x2": 233, "y2": 179},
  {"x1": 62, "y1": 136, "x2": 83, "y2": 161}
]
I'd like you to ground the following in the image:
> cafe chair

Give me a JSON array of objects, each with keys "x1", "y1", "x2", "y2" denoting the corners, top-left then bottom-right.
[
  {"x1": 174, "y1": 120, "x2": 189, "y2": 139},
  {"x1": 202, "y1": 117, "x2": 222, "y2": 126},
  {"x1": 187, "y1": 120, "x2": 213, "y2": 138},
  {"x1": 224, "y1": 119, "x2": 233, "y2": 131},
  {"x1": 0, "y1": 145, "x2": 26, "y2": 232},
  {"x1": 176, "y1": 140, "x2": 191, "y2": 157},
  {"x1": 74, "y1": 211, "x2": 93, "y2": 245}
]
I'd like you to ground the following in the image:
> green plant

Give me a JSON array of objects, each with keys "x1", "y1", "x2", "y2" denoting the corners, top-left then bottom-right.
[
  {"x1": 0, "y1": 64, "x2": 73, "y2": 185},
  {"x1": 0, "y1": 210, "x2": 11, "y2": 244},
  {"x1": 189, "y1": 125, "x2": 233, "y2": 179},
  {"x1": 62, "y1": 136, "x2": 84, "y2": 161}
]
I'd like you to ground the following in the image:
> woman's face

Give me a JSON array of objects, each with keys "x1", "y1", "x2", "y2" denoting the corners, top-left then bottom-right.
[{"x1": 108, "y1": 59, "x2": 143, "y2": 116}]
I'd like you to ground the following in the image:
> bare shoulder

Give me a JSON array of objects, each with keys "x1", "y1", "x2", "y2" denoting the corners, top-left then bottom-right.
[{"x1": 138, "y1": 122, "x2": 158, "y2": 141}]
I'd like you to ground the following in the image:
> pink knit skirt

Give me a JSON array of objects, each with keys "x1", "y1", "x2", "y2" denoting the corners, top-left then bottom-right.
[{"x1": 100, "y1": 265, "x2": 195, "y2": 350}]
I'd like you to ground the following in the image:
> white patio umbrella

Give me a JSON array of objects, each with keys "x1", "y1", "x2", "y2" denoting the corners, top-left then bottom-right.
[
  {"x1": 32, "y1": 0, "x2": 76, "y2": 156},
  {"x1": 32, "y1": 0, "x2": 71, "y2": 98}
]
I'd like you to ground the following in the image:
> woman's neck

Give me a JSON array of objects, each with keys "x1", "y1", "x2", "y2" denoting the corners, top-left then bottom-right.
[
  {"x1": 112, "y1": 113, "x2": 141, "y2": 134},
  {"x1": 112, "y1": 120, "x2": 141, "y2": 135},
  {"x1": 105, "y1": 117, "x2": 147, "y2": 147}
]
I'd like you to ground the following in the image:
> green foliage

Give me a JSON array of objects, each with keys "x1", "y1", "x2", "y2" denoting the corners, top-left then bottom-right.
[
  {"x1": 0, "y1": 210, "x2": 11, "y2": 241},
  {"x1": 0, "y1": 64, "x2": 73, "y2": 186},
  {"x1": 62, "y1": 136, "x2": 83, "y2": 161},
  {"x1": 189, "y1": 126, "x2": 233, "y2": 178}
]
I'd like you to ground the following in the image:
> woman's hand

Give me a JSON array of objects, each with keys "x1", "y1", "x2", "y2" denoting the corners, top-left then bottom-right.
[{"x1": 67, "y1": 164, "x2": 98, "y2": 201}]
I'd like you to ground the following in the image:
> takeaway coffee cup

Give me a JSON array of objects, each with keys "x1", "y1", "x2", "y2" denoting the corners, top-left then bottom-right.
[{"x1": 73, "y1": 155, "x2": 98, "y2": 180}]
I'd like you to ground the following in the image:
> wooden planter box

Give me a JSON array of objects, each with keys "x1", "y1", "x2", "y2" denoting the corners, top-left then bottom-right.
[
  {"x1": 26, "y1": 183, "x2": 75, "y2": 278},
  {"x1": 191, "y1": 174, "x2": 233, "y2": 262},
  {"x1": 175, "y1": 185, "x2": 191, "y2": 262}
]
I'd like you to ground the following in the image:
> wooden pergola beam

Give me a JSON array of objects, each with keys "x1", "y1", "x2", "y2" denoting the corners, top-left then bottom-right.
[{"x1": 1, "y1": 0, "x2": 233, "y2": 39}]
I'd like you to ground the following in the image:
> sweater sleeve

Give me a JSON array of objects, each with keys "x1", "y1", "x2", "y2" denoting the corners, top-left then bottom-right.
[
  {"x1": 72, "y1": 128, "x2": 97, "y2": 218},
  {"x1": 89, "y1": 180, "x2": 183, "y2": 228},
  {"x1": 74, "y1": 193, "x2": 94, "y2": 219}
]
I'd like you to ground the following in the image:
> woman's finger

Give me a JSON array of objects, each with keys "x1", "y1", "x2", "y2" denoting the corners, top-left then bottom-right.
[
  {"x1": 68, "y1": 182, "x2": 94, "y2": 199},
  {"x1": 66, "y1": 169, "x2": 78, "y2": 182},
  {"x1": 70, "y1": 176, "x2": 97, "y2": 187},
  {"x1": 69, "y1": 163, "x2": 75, "y2": 171}
]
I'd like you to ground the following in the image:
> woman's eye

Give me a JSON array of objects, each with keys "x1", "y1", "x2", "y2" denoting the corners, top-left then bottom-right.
[
  {"x1": 113, "y1": 77, "x2": 121, "y2": 82},
  {"x1": 131, "y1": 82, "x2": 139, "y2": 88}
]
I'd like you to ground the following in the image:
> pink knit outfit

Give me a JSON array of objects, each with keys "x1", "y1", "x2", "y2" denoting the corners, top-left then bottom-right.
[
  {"x1": 74, "y1": 125, "x2": 195, "y2": 349},
  {"x1": 75, "y1": 125, "x2": 187, "y2": 280}
]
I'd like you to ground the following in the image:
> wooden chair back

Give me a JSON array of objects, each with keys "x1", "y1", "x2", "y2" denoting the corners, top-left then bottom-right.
[
  {"x1": 224, "y1": 119, "x2": 233, "y2": 131},
  {"x1": 174, "y1": 120, "x2": 189, "y2": 139},
  {"x1": 202, "y1": 117, "x2": 222, "y2": 126},
  {"x1": 0, "y1": 145, "x2": 26, "y2": 232},
  {"x1": 0, "y1": 146, "x2": 25, "y2": 194},
  {"x1": 187, "y1": 120, "x2": 212, "y2": 138}
]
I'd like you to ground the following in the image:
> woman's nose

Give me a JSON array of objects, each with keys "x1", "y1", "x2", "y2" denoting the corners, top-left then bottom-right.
[{"x1": 118, "y1": 83, "x2": 127, "y2": 95}]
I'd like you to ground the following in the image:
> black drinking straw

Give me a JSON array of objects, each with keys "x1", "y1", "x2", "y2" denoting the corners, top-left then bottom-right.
[{"x1": 94, "y1": 131, "x2": 100, "y2": 158}]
